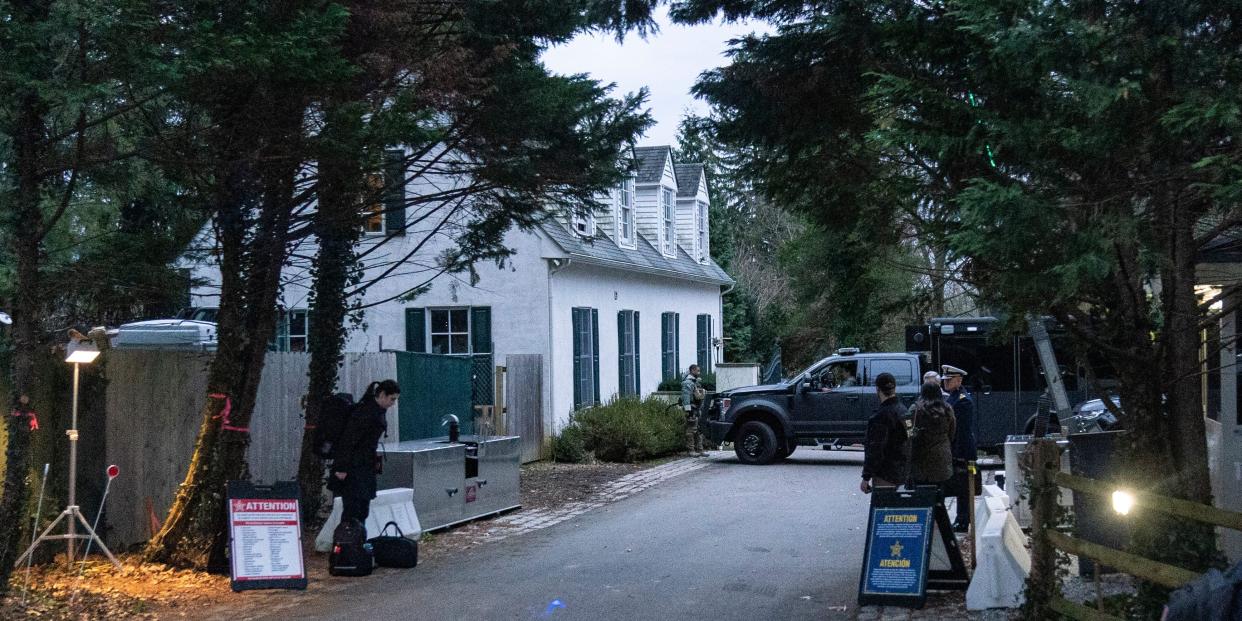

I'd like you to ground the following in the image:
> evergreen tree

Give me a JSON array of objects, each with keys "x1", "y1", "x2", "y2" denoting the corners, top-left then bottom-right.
[{"x1": 672, "y1": 0, "x2": 1242, "y2": 609}]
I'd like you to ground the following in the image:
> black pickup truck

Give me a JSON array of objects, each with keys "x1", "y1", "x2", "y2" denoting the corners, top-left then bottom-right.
[{"x1": 704, "y1": 350, "x2": 923, "y2": 465}]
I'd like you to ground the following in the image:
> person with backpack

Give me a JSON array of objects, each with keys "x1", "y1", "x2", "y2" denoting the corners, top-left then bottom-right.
[
  {"x1": 329, "y1": 379, "x2": 400, "y2": 524},
  {"x1": 681, "y1": 364, "x2": 707, "y2": 457},
  {"x1": 908, "y1": 381, "x2": 956, "y2": 490}
]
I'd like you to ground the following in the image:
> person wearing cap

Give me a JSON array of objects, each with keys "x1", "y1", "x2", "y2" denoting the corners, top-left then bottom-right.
[
  {"x1": 860, "y1": 372, "x2": 910, "y2": 494},
  {"x1": 942, "y1": 364, "x2": 976, "y2": 531}
]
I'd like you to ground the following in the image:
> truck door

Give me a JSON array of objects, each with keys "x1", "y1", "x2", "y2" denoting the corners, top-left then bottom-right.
[
  {"x1": 861, "y1": 358, "x2": 920, "y2": 433},
  {"x1": 792, "y1": 359, "x2": 864, "y2": 437}
]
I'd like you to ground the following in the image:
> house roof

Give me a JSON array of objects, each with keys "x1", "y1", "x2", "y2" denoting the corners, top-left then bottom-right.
[
  {"x1": 634, "y1": 146, "x2": 672, "y2": 184},
  {"x1": 674, "y1": 163, "x2": 704, "y2": 197},
  {"x1": 540, "y1": 221, "x2": 734, "y2": 286}
]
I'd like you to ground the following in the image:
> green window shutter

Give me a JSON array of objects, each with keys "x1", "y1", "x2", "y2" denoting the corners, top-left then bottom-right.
[
  {"x1": 470, "y1": 306, "x2": 492, "y2": 354},
  {"x1": 591, "y1": 308, "x2": 600, "y2": 404},
  {"x1": 383, "y1": 149, "x2": 406, "y2": 235},
  {"x1": 697, "y1": 314, "x2": 709, "y2": 372},
  {"x1": 661, "y1": 313, "x2": 671, "y2": 379},
  {"x1": 633, "y1": 311, "x2": 640, "y2": 394},
  {"x1": 618, "y1": 310, "x2": 627, "y2": 395},
  {"x1": 572, "y1": 309, "x2": 583, "y2": 409},
  {"x1": 405, "y1": 308, "x2": 426, "y2": 352}
]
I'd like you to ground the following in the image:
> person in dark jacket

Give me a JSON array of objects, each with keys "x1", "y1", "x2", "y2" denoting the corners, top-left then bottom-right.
[
  {"x1": 943, "y1": 365, "x2": 976, "y2": 531},
  {"x1": 909, "y1": 381, "x2": 956, "y2": 488},
  {"x1": 860, "y1": 373, "x2": 910, "y2": 493},
  {"x1": 330, "y1": 379, "x2": 400, "y2": 524}
]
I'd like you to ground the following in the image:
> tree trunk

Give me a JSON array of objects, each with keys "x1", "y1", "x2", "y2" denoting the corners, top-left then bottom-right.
[
  {"x1": 0, "y1": 92, "x2": 49, "y2": 594},
  {"x1": 144, "y1": 99, "x2": 304, "y2": 569},
  {"x1": 296, "y1": 105, "x2": 365, "y2": 524}
]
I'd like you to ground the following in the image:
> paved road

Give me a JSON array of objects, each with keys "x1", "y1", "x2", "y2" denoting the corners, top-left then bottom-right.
[{"x1": 242, "y1": 448, "x2": 871, "y2": 621}]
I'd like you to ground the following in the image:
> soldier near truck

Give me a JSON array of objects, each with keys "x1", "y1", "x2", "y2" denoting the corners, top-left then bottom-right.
[{"x1": 681, "y1": 364, "x2": 707, "y2": 457}]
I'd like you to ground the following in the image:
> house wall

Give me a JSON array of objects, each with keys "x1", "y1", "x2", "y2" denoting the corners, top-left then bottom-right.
[{"x1": 548, "y1": 261, "x2": 723, "y2": 430}]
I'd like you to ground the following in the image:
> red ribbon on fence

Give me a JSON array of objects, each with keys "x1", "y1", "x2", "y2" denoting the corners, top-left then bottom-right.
[
  {"x1": 209, "y1": 393, "x2": 249, "y2": 433},
  {"x1": 10, "y1": 409, "x2": 38, "y2": 431}
]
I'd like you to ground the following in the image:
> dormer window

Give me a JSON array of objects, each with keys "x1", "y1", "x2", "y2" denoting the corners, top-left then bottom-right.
[
  {"x1": 617, "y1": 179, "x2": 635, "y2": 246},
  {"x1": 697, "y1": 201, "x2": 708, "y2": 262},
  {"x1": 572, "y1": 209, "x2": 595, "y2": 237},
  {"x1": 661, "y1": 188, "x2": 675, "y2": 255}
]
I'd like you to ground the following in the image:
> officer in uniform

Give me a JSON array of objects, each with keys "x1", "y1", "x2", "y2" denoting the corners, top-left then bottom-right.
[
  {"x1": 942, "y1": 364, "x2": 976, "y2": 531},
  {"x1": 681, "y1": 364, "x2": 707, "y2": 457}
]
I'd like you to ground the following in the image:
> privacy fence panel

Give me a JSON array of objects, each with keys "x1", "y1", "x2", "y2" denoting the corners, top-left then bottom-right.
[
  {"x1": 506, "y1": 354, "x2": 544, "y2": 463},
  {"x1": 104, "y1": 350, "x2": 397, "y2": 549}
]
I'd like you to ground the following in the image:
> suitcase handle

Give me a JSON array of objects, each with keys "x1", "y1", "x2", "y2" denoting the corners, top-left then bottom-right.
[{"x1": 379, "y1": 521, "x2": 405, "y2": 538}]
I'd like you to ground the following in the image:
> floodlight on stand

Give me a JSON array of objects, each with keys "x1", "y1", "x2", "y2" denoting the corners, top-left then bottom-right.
[{"x1": 65, "y1": 340, "x2": 100, "y2": 364}]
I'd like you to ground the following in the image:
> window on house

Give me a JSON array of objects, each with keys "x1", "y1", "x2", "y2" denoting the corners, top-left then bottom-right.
[
  {"x1": 362, "y1": 172, "x2": 386, "y2": 234},
  {"x1": 617, "y1": 179, "x2": 635, "y2": 245},
  {"x1": 696, "y1": 314, "x2": 713, "y2": 374},
  {"x1": 572, "y1": 209, "x2": 595, "y2": 237},
  {"x1": 271, "y1": 309, "x2": 309, "y2": 352},
  {"x1": 661, "y1": 312, "x2": 680, "y2": 380},
  {"x1": 697, "y1": 201, "x2": 708, "y2": 262},
  {"x1": 618, "y1": 310, "x2": 640, "y2": 396},
  {"x1": 429, "y1": 308, "x2": 471, "y2": 354},
  {"x1": 661, "y1": 188, "x2": 675, "y2": 255},
  {"x1": 573, "y1": 307, "x2": 600, "y2": 408}
]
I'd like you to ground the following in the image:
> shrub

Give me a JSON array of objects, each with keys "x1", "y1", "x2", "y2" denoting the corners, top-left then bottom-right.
[
  {"x1": 552, "y1": 423, "x2": 589, "y2": 463},
  {"x1": 572, "y1": 395, "x2": 684, "y2": 462},
  {"x1": 658, "y1": 372, "x2": 716, "y2": 391}
]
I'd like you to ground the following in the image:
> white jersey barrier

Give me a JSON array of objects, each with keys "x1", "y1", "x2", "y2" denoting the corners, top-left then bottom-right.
[
  {"x1": 315, "y1": 487, "x2": 422, "y2": 552},
  {"x1": 966, "y1": 494, "x2": 1030, "y2": 610}
]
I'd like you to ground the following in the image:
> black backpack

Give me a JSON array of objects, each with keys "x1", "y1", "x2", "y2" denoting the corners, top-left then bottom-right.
[
  {"x1": 312, "y1": 392, "x2": 355, "y2": 460},
  {"x1": 328, "y1": 518, "x2": 373, "y2": 577}
]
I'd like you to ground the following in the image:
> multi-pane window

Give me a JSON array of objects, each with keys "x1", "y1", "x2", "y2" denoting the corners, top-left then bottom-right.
[
  {"x1": 572, "y1": 307, "x2": 600, "y2": 408},
  {"x1": 661, "y1": 188, "x2": 675, "y2": 255},
  {"x1": 617, "y1": 179, "x2": 635, "y2": 245},
  {"x1": 429, "y1": 308, "x2": 471, "y2": 354},
  {"x1": 572, "y1": 210, "x2": 595, "y2": 237},
  {"x1": 697, "y1": 201, "x2": 708, "y2": 262},
  {"x1": 272, "y1": 309, "x2": 309, "y2": 352},
  {"x1": 661, "y1": 312, "x2": 680, "y2": 380},
  {"x1": 618, "y1": 310, "x2": 640, "y2": 396},
  {"x1": 696, "y1": 314, "x2": 713, "y2": 374},
  {"x1": 362, "y1": 172, "x2": 386, "y2": 234}
]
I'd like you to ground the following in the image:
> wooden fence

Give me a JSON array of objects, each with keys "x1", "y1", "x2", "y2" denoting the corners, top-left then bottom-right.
[
  {"x1": 103, "y1": 350, "x2": 396, "y2": 548},
  {"x1": 506, "y1": 354, "x2": 543, "y2": 463},
  {"x1": 1024, "y1": 439, "x2": 1242, "y2": 620}
]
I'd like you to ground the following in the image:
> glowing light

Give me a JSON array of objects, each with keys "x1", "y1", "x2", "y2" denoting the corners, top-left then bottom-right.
[{"x1": 1112, "y1": 490, "x2": 1136, "y2": 516}]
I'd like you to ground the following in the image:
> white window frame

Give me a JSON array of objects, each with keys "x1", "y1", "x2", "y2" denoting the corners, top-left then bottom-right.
[
  {"x1": 572, "y1": 209, "x2": 595, "y2": 237},
  {"x1": 427, "y1": 307, "x2": 472, "y2": 355},
  {"x1": 697, "y1": 201, "x2": 708, "y2": 262},
  {"x1": 661, "y1": 188, "x2": 675, "y2": 256},
  {"x1": 617, "y1": 178, "x2": 635, "y2": 247},
  {"x1": 272, "y1": 309, "x2": 309, "y2": 352}
]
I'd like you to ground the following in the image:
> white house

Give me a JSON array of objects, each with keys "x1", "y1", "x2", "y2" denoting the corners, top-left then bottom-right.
[{"x1": 187, "y1": 145, "x2": 733, "y2": 433}]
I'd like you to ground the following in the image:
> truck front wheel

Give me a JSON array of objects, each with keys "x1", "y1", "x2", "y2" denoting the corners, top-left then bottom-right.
[{"x1": 734, "y1": 420, "x2": 779, "y2": 465}]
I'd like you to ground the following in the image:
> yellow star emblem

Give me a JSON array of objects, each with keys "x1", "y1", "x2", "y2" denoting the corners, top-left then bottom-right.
[{"x1": 890, "y1": 540, "x2": 904, "y2": 558}]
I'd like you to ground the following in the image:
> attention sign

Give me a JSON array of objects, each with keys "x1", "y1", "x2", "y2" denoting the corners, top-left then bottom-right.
[
  {"x1": 226, "y1": 481, "x2": 307, "y2": 591},
  {"x1": 857, "y1": 486, "x2": 939, "y2": 608}
]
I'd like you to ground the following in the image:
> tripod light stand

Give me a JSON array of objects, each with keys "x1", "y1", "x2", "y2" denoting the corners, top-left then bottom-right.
[{"x1": 14, "y1": 340, "x2": 121, "y2": 570}]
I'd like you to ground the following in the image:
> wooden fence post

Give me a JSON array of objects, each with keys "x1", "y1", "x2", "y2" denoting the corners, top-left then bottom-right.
[{"x1": 1022, "y1": 439, "x2": 1064, "y2": 620}]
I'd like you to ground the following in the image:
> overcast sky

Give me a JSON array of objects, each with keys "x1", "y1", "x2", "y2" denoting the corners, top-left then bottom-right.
[{"x1": 541, "y1": 8, "x2": 772, "y2": 148}]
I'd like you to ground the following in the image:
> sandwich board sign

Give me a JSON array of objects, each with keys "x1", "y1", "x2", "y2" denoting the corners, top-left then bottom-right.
[
  {"x1": 226, "y1": 480, "x2": 307, "y2": 591},
  {"x1": 857, "y1": 486, "x2": 967, "y2": 608}
]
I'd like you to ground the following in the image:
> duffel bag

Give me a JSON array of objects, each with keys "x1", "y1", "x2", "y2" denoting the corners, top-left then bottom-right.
[{"x1": 368, "y1": 521, "x2": 418, "y2": 568}]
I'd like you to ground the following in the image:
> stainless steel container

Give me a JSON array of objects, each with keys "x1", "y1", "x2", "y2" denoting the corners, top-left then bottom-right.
[{"x1": 377, "y1": 435, "x2": 521, "y2": 531}]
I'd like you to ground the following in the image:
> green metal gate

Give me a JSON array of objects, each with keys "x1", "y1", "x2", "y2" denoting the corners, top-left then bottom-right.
[{"x1": 395, "y1": 351, "x2": 473, "y2": 440}]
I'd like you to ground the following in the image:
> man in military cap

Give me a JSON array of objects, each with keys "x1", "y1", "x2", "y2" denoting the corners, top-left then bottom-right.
[{"x1": 942, "y1": 364, "x2": 976, "y2": 531}]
